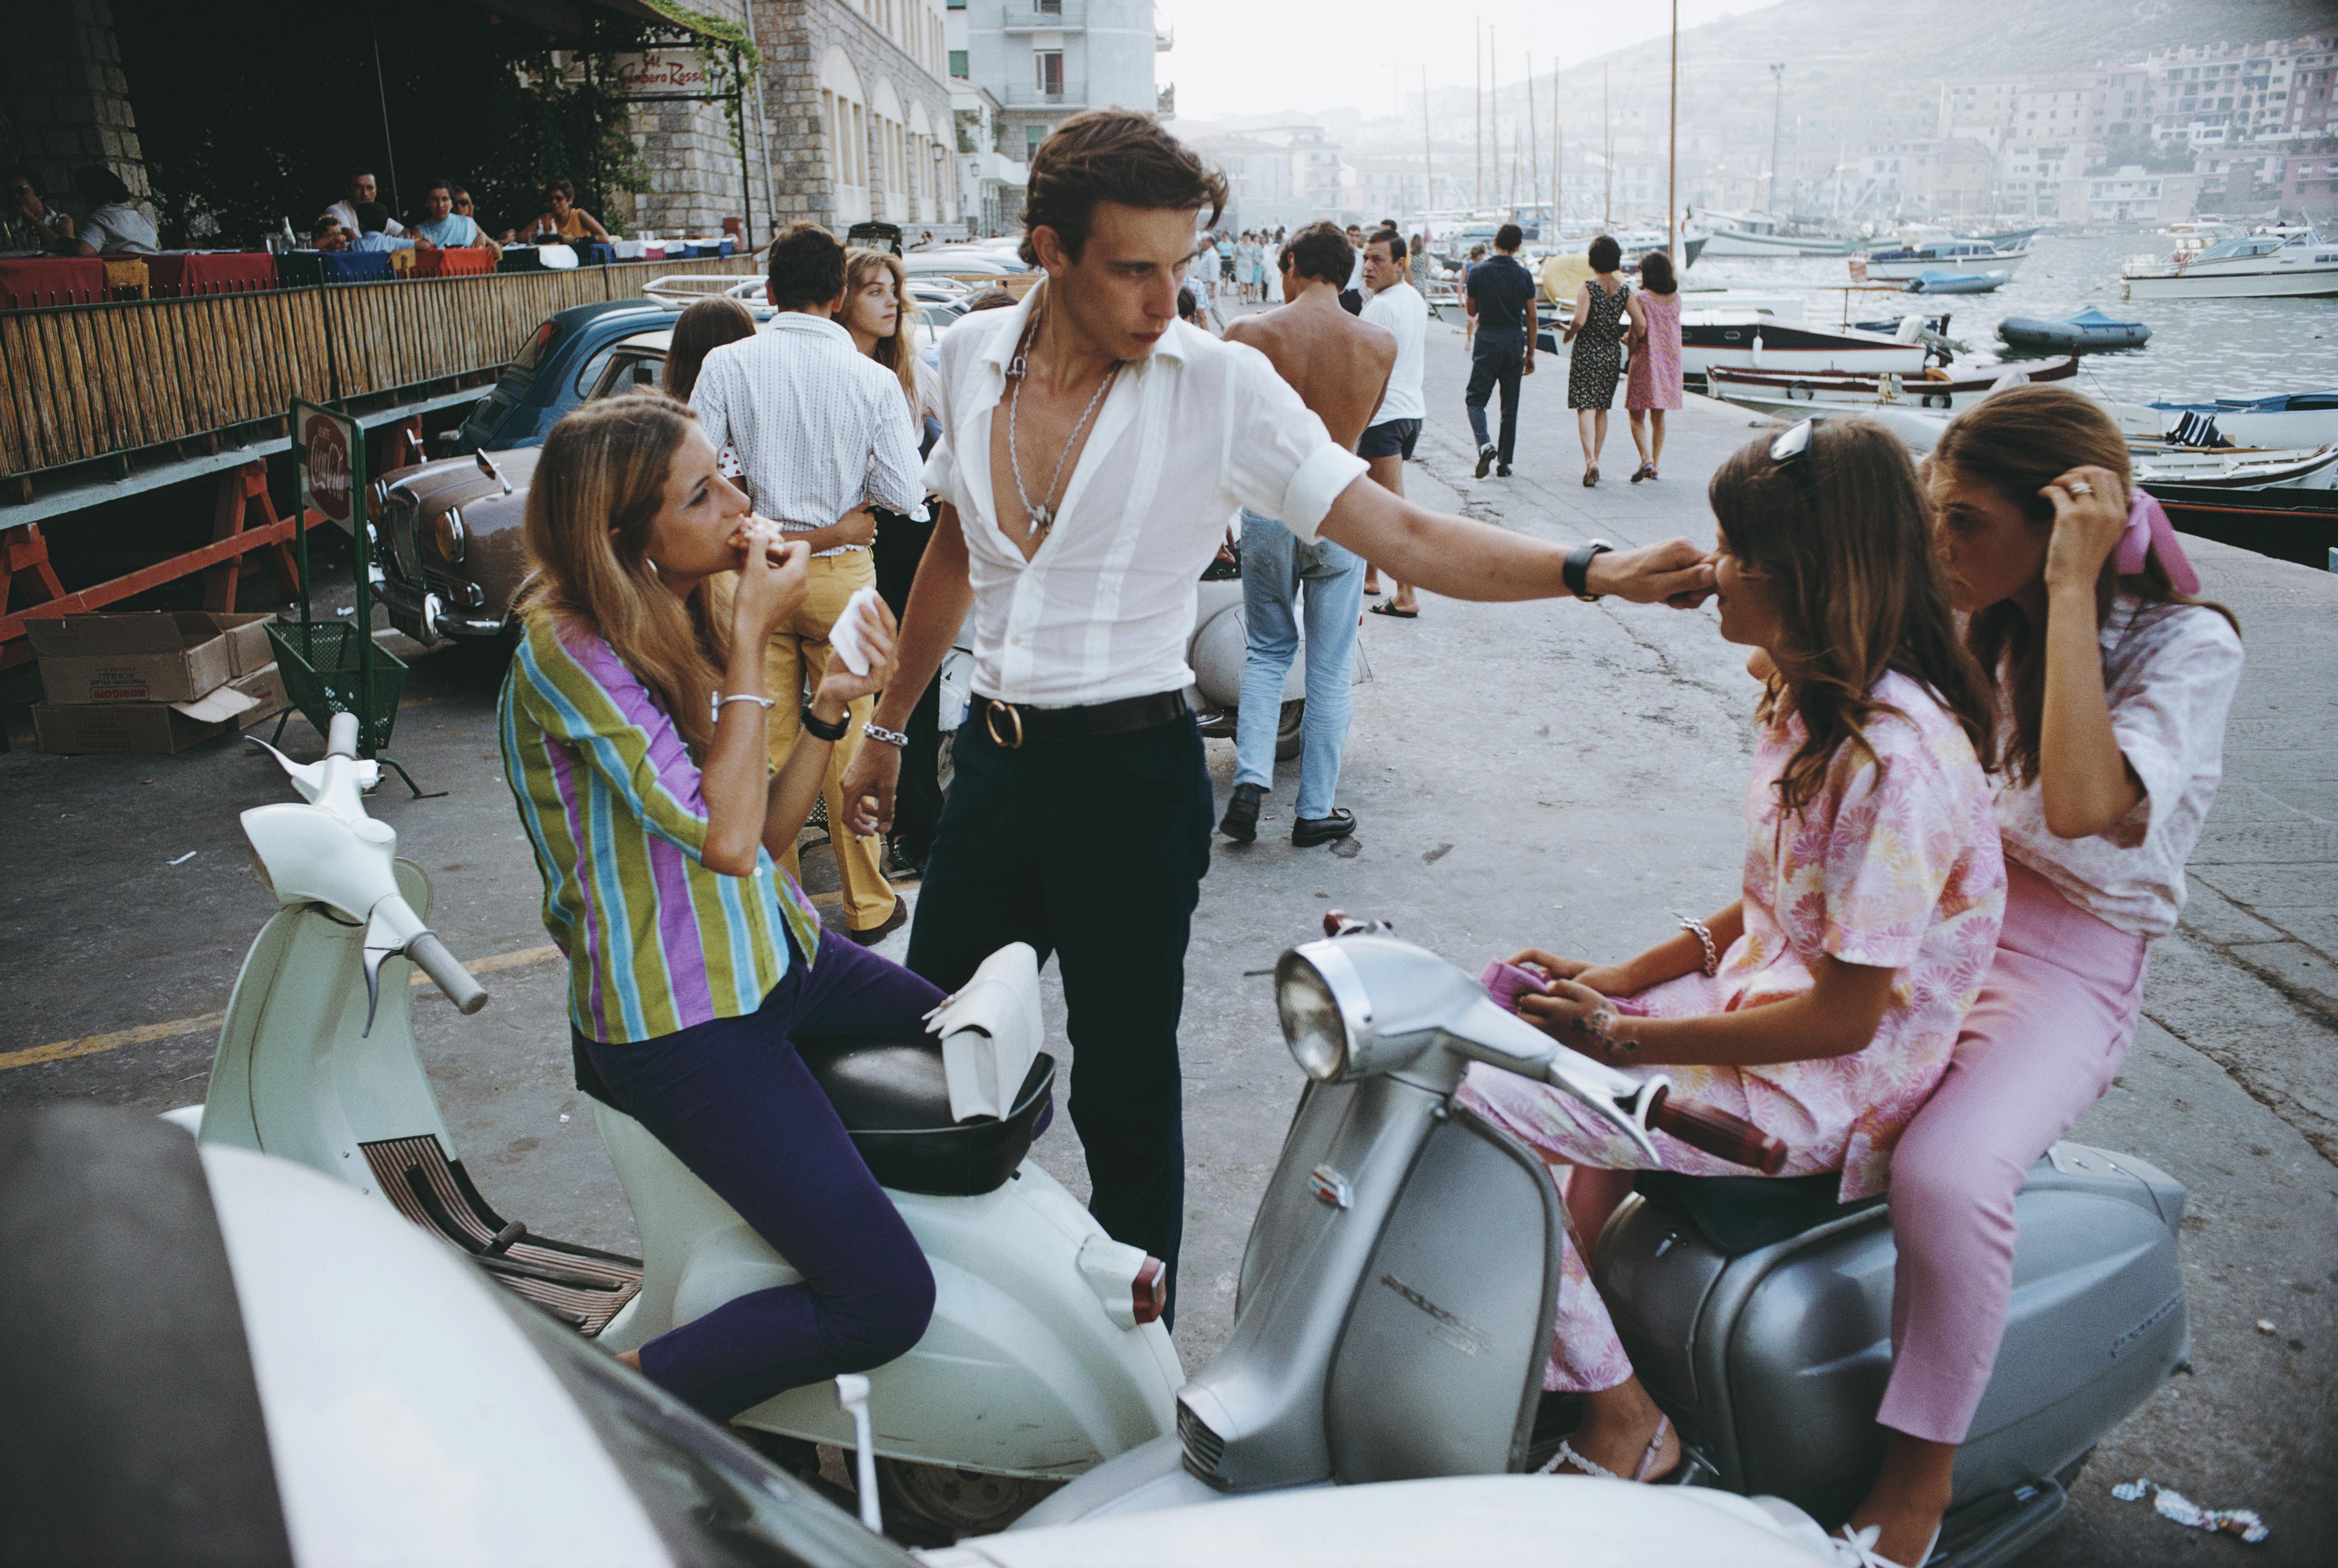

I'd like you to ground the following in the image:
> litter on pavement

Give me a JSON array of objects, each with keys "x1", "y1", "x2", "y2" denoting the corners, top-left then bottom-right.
[{"x1": 2110, "y1": 1479, "x2": 2269, "y2": 1544}]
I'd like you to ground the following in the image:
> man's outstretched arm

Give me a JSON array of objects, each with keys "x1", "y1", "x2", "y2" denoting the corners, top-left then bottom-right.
[
  {"x1": 1315, "y1": 474, "x2": 1713, "y2": 605},
  {"x1": 839, "y1": 503, "x2": 975, "y2": 836}
]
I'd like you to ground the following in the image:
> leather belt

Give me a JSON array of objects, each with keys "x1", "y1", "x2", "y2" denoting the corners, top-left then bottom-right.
[{"x1": 981, "y1": 690, "x2": 1190, "y2": 749}]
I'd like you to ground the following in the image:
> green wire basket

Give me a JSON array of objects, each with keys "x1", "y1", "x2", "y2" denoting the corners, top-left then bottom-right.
[{"x1": 266, "y1": 619, "x2": 409, "y2": 753}]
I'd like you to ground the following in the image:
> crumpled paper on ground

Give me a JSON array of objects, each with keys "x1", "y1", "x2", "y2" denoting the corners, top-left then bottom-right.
[{"x1": 2110, "y1": 1479, "x2": 2268, "y2": 1544}]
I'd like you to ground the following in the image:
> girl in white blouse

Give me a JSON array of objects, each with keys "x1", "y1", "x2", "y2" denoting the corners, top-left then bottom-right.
[{"x1": 1840, "y1": 385, "x2": 2244, "y2": 1566}]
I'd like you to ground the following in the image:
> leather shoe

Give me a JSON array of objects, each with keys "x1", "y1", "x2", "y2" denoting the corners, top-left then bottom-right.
[
  {"x1": 1219, "y1": 782, "x2": 1263, "y2": 843},
  {"x1": 1475, "y1": 444, "x2": 1498, "y2": 478},
  {"x1": 845, "y1": 895, "x2": 910, "y2": 946},
  {"x1": 1291, "y1": 809, "x2": 1356, "y2": 847}
]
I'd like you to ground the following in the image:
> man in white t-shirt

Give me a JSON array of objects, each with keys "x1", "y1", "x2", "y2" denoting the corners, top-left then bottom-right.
[
  {"x1": 324, "y1": 169, "x2": 404, "y2": 241},
  {"x1": 1357, "y1": 230, "x2": 1429, "y2": 618},
  {"x1": 837, "y1": 112, "x2": 1712, "y2": 1322}
]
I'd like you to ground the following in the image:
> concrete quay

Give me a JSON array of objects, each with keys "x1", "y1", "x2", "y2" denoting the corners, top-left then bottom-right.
[{"x1": 2, "y1": 309, "x2": 2332, "y2": 1563}]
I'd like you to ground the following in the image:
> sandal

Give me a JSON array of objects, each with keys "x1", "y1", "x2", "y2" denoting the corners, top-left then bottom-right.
[
  {"x1": 1536, "y1": 1413, "x2": 1673, "y2": 1483},
  {"x1": 1629, "y1": 462, "x2": 1653, "y2": 484},
  {"x1": 1582, "y1": 467, "x2": 1599, "y2": 488},
  {"x1": 1827, "y1": 1522, "x2": 1942, "y2": 1568},
  {"x1": 1368, "y1": 601, "x2": 1418, "y2": 619}
]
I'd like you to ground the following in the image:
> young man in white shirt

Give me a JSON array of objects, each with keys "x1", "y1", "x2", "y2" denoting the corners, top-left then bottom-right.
[
  {"x1": 692, "y1": 222, "x2": 928, "y2": 944},
  {"x1": 1357, "y1": 229, "x2": 1429, "y2": 619},
  {"x1": 840, "y1": 111, "x2": 1711, "y2": 1319},
  {"x1": 325, "y1": 170, "x2": 404, "y2": 241}
]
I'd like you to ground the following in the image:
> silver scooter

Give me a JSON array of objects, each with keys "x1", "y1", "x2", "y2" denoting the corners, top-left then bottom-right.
[{"x1": 1026, "y1": 916, "x2": 2190, "y2": 1568}]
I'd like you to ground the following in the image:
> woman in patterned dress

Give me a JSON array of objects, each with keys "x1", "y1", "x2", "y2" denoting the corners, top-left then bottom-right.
[
  {"x1": 1562, "y1": 234, "x2": 1632, "y2": 486},
  {"x1": 1624, "y1": 248, "x2": 1684, "y2": 482},
  {"x1": 1458, "y1": 419, "x2": 2005, "y2": 1488}
]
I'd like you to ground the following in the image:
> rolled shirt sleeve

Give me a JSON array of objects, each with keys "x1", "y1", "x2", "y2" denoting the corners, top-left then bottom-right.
[{"x1": 1221, "y1": 344, "x2": 1368, "y2": 543}]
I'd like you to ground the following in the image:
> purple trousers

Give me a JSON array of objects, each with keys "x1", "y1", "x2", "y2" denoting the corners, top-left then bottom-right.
[
  {"x1": 1877, "y1": 863, "x2": 2148, "y2": 1444},
  {"x1": 583, "y1": 931, "x2": 946, "y2": 1421}
]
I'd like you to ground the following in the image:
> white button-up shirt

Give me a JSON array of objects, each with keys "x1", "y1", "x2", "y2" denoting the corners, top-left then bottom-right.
[
  {"x1": 690, "y1": 313, "x2": 926, "y2": 555},
  {"x1": 924, "y1": 286, "x2": 1369, "y2": 708}
]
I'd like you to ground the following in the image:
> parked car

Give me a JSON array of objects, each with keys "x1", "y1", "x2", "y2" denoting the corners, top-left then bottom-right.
[{"x1": 377, "y1": 296, "x2": 944, "y2": 648}]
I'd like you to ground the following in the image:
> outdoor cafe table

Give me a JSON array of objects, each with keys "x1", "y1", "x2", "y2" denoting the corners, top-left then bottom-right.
[
  {"x1": 0, "y1": 254, "x2": 105, "y2": 309},
  {"x1": 415, "y1": 246, "x2": 495, "y2": 278},
  {"x1": 145, "y1": 250, "x2": 279, "y2": 297}
]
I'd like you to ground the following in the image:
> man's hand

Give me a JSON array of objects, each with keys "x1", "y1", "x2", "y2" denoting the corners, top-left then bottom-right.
[
  {"x1": 840, "y1": 738, "x2": 901, "y2": 837},
  {"x1": 1521, "y1": 354, "x2": 1536, "y2": 377},
  {"x1": 1587, "y1": 539, "x2": 1715, "y2": 608},
  {"x1": 832, "y1": 506, "x2": 879, "y2": 551}
]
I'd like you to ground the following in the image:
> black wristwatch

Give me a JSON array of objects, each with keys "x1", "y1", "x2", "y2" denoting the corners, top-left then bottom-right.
[
  {"x1": 1563, "y1": 539, "x2": 1615, "y2": 601},
  {"x1": 799, "y1": 703, "x2": 849, "y2": 743}
]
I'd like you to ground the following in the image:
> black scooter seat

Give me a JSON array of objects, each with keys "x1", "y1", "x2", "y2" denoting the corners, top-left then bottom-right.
[
  {"x1": 572, "y1": 1032, "x2": 1054, "y2": 1199},
  {"x1": 1635, "y1": 1169, "x2": 1885, "y2": 1256}
]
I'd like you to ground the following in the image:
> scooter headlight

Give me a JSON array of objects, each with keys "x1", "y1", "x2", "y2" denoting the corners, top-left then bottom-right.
[{"x1": 1276, "y1": 942, "x2": 1372, "y2": 1082}]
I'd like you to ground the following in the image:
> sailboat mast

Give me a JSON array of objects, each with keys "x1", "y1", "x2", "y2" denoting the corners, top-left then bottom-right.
[
  {"x1": 1526, "y1": 53, "x2": 1539, "y2": 236},
  {"x1": 1423, "y1": 66, "x2": 1435, "y2": 244},
  {"x1": 1668, "y1": 0, "x2": 1678, "y2": 261},
  {"x1": 1474, "y1": 18, "x2": 1482, "y2": 211},
  {"x1": 1603, "y1": 65, "x2": 1612, "y2": 231}
]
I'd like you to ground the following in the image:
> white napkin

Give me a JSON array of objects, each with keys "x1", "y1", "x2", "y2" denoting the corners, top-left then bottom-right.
[
  {"x1": 924, "y1": 943, "x2": 1043, "y2": 1123},
  {"x1": 829, "y1": 585, "x2": 883, "y2": 677}
]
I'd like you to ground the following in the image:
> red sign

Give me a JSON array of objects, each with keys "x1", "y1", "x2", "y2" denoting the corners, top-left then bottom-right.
[
  {"x1": 617, "y1": 53, "x2": 708, "y2": 90},
  {"x1": 302, "y1": 407, "x2": 353, "y2": 528}
]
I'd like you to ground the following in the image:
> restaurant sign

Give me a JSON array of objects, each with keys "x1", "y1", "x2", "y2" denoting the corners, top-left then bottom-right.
[{"x1": 295, "y1": 400, "x2": 363, "y2": 536}]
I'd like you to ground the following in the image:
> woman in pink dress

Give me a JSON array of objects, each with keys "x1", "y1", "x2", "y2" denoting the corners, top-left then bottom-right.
[
  {"x1": 1624, "y1": 248, "x2": 1684, "y2": 483},
  {"x1": 1458, "y1": 418, "x2": 2005, "y2": 1492}
]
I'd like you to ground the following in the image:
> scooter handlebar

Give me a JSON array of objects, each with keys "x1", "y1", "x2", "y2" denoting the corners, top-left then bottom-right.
[
  {"x1": 406, "y1": 932, "x2": 488, "y2": 1016},
  {"x1": 1645, "y1": 1084, "x2": 1788, "y2": 1175}
]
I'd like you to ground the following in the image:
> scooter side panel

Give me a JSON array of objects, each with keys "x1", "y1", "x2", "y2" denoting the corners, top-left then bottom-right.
[{"x1": 1324, "y1": 1108, "x2": 1561, "y2": 1483}]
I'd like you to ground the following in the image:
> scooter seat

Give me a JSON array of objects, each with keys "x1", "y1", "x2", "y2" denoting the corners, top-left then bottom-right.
[
  {"x1": 1633, "y1": 1170, "x2": 1884, "y2": 1256},
  {"x1": 794, "y1": 1037, "x2": 1056, "y2": 1197}
]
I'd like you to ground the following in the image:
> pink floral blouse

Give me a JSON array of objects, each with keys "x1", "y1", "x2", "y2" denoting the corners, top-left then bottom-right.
[{"x1": 1675, "y1": 670, "x2": 2006, "y2": 1200}]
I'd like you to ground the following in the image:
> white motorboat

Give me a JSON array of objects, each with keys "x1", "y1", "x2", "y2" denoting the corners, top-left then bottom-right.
[
  {"x1": 2129, "y1": 443, "x2": 2338, "y2": 490},
  {"x1": 2144, "y1": 389, "x2": 2338, "y2": 451},
  {"x1": 1695, "y1": 210, "x2": 1854, "y2": 258},
  {"x1": 2121, "y1": 229, "x2": 2338, "y2": 300},
  {"x1": 1706, "y1": 356, "x2": 2077, "y2": 419},
  {"x1": 1864, "y1": 240, "x2": 2029, "y2": 282},
  {"x1": 1678, "y1": 311, "x2": 1929, "y2": 387}
]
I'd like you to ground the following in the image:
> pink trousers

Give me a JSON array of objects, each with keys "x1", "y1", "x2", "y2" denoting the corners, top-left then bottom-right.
[{"x1": 1875, "y1": 861, "x2": 2148, "y2": 1445}]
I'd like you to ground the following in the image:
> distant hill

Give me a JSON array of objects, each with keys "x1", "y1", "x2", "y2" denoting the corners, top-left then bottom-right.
[{"x1": 1517, "y1": 0, "x2": 2337, "y2": 131}]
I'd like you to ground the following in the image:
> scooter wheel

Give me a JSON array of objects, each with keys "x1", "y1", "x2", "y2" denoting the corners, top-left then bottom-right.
[{"x1": 874, "y1": 1458, "x2": 1062, "y2": 1545}]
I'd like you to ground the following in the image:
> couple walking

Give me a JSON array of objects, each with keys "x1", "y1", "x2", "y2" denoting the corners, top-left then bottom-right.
[{"x1": 1218, "y1": 222, "x2": 1428, "y2": 847}]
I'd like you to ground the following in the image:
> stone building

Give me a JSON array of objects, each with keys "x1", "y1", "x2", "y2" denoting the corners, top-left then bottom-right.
[{"x1": 5, "y1": 0, "x2": 151, "y2": 217}]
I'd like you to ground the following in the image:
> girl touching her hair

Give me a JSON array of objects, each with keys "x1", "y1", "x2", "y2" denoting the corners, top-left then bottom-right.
[
  {"x1": 1464, "y1": 419, "x2": 2006, "y2": 1501},
  {"x1": 1843, "y1": 385, "x2": 2244, "y2": 1568},
  {"x1": 499, "y1": 393, "x2": 939, "y2": 1421}
]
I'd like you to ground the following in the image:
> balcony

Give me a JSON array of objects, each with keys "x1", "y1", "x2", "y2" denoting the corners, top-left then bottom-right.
[
  {"x1": 1004, "y1": 76, "x2": 1086, "y2": 108},
  {"x1": 1001, "y1": 2, "x2": 1083, "y2": 29}
]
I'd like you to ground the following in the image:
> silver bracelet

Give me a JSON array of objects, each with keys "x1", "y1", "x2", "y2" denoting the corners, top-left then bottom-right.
[
  {"x1": 862, "y1": 721, "x2": 910, "y2": 749},
  {"x1": 712, "y1": 692, "x2": 776, "y2": 722},
  {"x1": 1676, "y1": 914, "x2": 1719, "y2": 977}
]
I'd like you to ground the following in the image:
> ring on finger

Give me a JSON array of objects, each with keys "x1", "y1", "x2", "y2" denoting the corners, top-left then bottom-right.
[{"x1": 2068, "y1": 480, "x2": 2095, "y2": 497}]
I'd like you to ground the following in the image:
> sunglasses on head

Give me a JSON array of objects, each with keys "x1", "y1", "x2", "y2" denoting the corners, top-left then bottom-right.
[{"x1": 1770, "y1": 418, "x2": 1820, "y2": 504}]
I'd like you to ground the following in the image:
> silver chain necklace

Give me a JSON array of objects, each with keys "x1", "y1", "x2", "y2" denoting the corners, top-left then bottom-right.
[{"x1": 1005, "y1": 308, "x2": 1121, "y2": 542}]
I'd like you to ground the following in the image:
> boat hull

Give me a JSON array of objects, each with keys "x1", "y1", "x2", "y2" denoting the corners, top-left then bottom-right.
[
  {"x1": 1701, "y1": 229, "x2": 1853, "y2": 257},
  {"x1": 1999, "y1": 317, "x2": 2151, "y2": 353},
  {"x1": 1707, "y1": 356, "x2": 2076, "y2": 414},
  {"x1": 2140, "y1": 483, "x2": 2337, "y2": 570},
  {"x1": 1865, "y1": 251, "x2": 2026, "y2": 282},
  {"x1": 2146, "y1": 405, "x2": 2338, "y2": 450},
  {"x1": 2131, "y1": 445, "x2": 2338, "y2": 491},
  {"x1": 2121, "y1": 266, "x2": 2338, "y2": 300}
]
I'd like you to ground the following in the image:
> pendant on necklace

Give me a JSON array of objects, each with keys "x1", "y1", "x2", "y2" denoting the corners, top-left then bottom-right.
[{"x1": 1028, "y1": 504, "x2": 1054, "y2": 539}]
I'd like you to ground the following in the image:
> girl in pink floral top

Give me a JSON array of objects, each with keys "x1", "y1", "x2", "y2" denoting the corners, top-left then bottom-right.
[{"x1": 1459, "y1": 419, "x2": 2005, "y2": 1488}]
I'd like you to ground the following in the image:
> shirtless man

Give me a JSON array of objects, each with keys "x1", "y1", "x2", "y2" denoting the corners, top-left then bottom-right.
[{"x1": 1216, "y1": 220, "x2": 1395, "y2": 846}]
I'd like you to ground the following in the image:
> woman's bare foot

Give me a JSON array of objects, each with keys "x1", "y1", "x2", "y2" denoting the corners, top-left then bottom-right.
[
  {"x1": 1362, "y1": 575, "x2": 1383, "y2": 597},
  {"x1": 1843, "y1": 1432, "x2": 1954, "y2": 1565},
  {"x1": 1553, "y1": 1378, "x2": 1681, "y2": 1481}
]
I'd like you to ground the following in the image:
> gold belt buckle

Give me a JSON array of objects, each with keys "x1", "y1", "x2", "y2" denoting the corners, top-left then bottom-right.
[{"x1": 984, "y1": 699, "x2": 1025, "y2": 750}]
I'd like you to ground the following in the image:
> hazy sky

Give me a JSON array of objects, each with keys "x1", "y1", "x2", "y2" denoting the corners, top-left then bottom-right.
[{"x1": 1163, "y1": 0, "x2": 1783, "y2": 123}]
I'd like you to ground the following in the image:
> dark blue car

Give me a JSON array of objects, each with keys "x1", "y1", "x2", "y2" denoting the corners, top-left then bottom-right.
[{"x1": 451, "y1": 299, "x2": 682, "y2": 453}]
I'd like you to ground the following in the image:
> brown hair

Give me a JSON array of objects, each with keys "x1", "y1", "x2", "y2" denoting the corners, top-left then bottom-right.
[
  {"x1": 663, "y1": 296, "x2": 758, "y2": 402},
  {"x1": 844, "y1": 247, "x2": 919, "y2": 410},
  {"x1": 545, "y1": 177, "x2": 576, "y2": 202},
  {"x1": 1283, "y1": 219, "x2": 1352, "y2": 286},
  {"x1": 1932, "y1": 383, "x2": 2238, "y2": 784},
  {"x1": 1710, "y1": 419, "x2": 1996, "y2": 814},
  {"x1": 1638, "y1": 249, "x2": 1678, "y2": 295},
  {"x1": 1020, "y1": 110, "x2": 1227, "y2": 266},
  {"x1": 515, "y1": 393, "x2": 733, "y2": 756}
]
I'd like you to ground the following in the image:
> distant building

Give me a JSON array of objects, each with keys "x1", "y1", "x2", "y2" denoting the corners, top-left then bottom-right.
[
  {"x1": 950, "y1": 82, "x2": 1026, "y2": 236},
  {"x1": 2146, "y1": 33, "x2": 2336, "y2": 147},
  {"x1": 2059, "y1": 164, "x2": 2202, "y2": 226},
  {"x1": 2279, "y1": 151, "x2": 2338, "y2": 217},
  {"x1": 956, "y1": 0, "x2": 1166, "y2": 167},
  {"x1": 1999, "y1": 141, "x2": 2095, "y2": 219}
]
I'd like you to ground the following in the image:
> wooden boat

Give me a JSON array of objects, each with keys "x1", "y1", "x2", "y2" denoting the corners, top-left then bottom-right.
[
  {"x1": 1865, "y1": 240, "x2": 2028, "y2": 282},
  {"x1": 2130, "y1": 444, "x2": 2338, "y2": 490},
  {"x1": 1676, "y1": 312, "x2": 1928, "y2": 388},
  {"x1": 1706, "y1": 356, "x2": 2078, "y2": 417},
  {"x1": 2140, "y1": 482, "x2": 2337, "y2": 570},
  {"x1": 1998, "y1": 307, "x2": 2151, "y2": 353},
  {"x1": 2143, "y1": 389, "x2": 2338, "y2": 452},
  {"x1": 1905, "y1": 268, "x2": 2012, "y2": 294}
]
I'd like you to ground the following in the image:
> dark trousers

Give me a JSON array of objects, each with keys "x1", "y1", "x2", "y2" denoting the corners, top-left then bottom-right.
[
  {"x1": 1466, "y1": 328, "x2": 1527, "y2": 464},
  {"x1": 905, "y1": 709, "x2": 1213, "y2": 1323},
  {"x1": 583, "y1": 933, "x2": 946, "y2": 1420},
  {"x1": 871, "y1": 508, "x2": 945, "y2": 863}
]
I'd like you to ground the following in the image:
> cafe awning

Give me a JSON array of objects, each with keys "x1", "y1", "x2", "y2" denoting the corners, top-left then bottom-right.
[{"x1": 463, "y1": 0, "x2": 753, "y2": 54}]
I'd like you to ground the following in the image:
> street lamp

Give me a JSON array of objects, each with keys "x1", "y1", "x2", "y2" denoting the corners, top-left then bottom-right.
[{"x1": 1768, "y1": 63, "x2": 1786, "y2": 214}]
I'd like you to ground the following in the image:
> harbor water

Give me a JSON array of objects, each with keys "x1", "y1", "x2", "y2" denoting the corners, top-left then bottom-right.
[{"x1": 1689, "y1": 233, "x2": 2338, "y2": 407}]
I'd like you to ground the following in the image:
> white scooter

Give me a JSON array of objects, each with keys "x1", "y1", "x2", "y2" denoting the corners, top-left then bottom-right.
[{"x1": 176, "y1": 713, "x2": 1182, "y2": 1542}]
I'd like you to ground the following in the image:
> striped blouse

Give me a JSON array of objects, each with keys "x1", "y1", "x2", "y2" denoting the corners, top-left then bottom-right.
[{"x1": 498, "y1": 613, "x2": 825, "y2": 1044}]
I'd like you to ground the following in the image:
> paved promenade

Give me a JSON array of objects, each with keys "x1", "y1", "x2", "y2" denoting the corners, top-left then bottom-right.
[{"x1": 2, "y1": 307, "x2": 2331, "y2": 1563}]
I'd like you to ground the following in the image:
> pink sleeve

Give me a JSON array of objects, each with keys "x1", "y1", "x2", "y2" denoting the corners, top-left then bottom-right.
[{"x1": 1818, "y1": 724, "x2": 1963, "y2": 971}]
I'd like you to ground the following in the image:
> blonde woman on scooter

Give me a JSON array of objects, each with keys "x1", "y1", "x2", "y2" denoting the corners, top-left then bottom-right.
[
  {"x1": 1461, "y1": 420, "x2": 2005, "y2": 1514},
  {"x1": 499, "y1": 392, "x2": 943, "y2": 1420}
]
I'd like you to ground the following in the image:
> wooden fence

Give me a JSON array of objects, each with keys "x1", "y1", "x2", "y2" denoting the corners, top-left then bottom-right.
[{"x1": 0, "y1": 255, "x2": 749, "y2": 484}]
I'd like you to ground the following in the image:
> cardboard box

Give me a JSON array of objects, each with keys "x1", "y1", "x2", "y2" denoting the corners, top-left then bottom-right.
[
  {"x1": 28, "y1": 612, "x2": 274, "y2": 706},
  {"x1": 31, "y1": 663, "x2": 283, "y2": 756}
]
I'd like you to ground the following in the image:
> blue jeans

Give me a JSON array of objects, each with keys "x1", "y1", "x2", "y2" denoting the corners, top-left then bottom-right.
[{"x1": 1234, "y1": 511, "x2": 1365, "y2": 820}]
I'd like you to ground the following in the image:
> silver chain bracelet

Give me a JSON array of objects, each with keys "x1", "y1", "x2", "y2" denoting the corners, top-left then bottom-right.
[
  {"x1": 862, "y1": 721, "x2": 910, "y2": 749},
  {"x1": 1676, "y1": 914, "x2": 1719, "y2": 977}
]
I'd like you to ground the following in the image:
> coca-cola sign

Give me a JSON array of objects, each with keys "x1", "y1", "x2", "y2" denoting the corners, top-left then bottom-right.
[{"x1": 300, "y1": 405, "x2": 358, "y2": 534}]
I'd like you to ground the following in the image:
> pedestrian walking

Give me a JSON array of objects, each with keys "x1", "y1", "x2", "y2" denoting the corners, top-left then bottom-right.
[
  {"x1": 1464, "y1": 223, "x2": 1538, "y2": 479},
  {"x1": 689, "y1": 221, "x2": 924, "y2": 945},
  {"x1": 1563, "y1": 234, "x2": 1630, "y2": 487},
  {"x1": 1624, "y1": 248, "x2": 1683, "y2": 484},
  {"x1": 839, "y1": 111, "x2": 1715, "y2": 1318},
  {"x1": 1218, "y1": 221, "x2": 1396, "y2": 850},
  {"x1": 1357, "y1": 230, "x2": 1429, "y2": 621}
]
